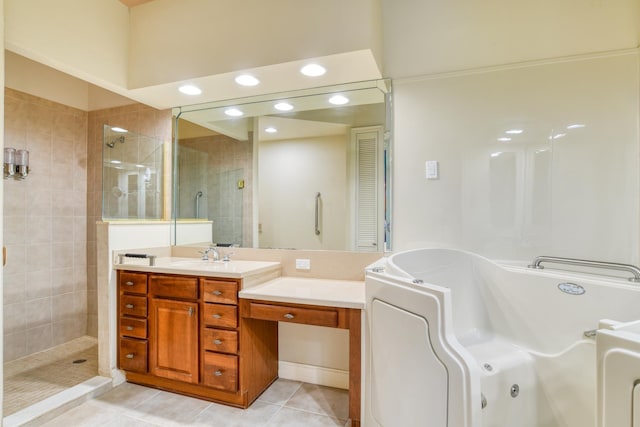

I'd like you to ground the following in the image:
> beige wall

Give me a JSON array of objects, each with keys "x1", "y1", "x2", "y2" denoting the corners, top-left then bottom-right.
[
  {"x1": 382, "y1": 0, "x2": 640, "y2": 78},
  {"x1": 87, "y1": 103, "x2": 172, "y2": 335},
  {"x1": 3, "y1": 88, "x2": 88, "y2": 361},
  {"x1": 5, "y1": 0, "x2": 129, "y2": 93},
  {"x1": 383, "y1": 1, "x2": 640, "y2": 263},
  {"x1": 128, "y1": 0, "x2": 382, "y2": 88}
]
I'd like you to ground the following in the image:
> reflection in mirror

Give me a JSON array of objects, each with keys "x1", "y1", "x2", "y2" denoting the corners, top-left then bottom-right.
[
  {"x1": 173, "y1": 79, "x2": 392, "y2": 251},
  {"x1": 102, "y1": 125, "x2": 165, "y2": 219}
]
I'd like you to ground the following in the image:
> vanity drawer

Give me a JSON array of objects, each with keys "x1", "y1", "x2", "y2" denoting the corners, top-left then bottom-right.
[
  {"x1": 202, "y1": 280, "x2": 238, "y2": 305},
  {"x1": 246, "y1": 302, "x2": 340, "y2": 328},
  {"x1": 149, "y1": 275, "x2": 198, "y2": 300},
  {"x1": 202, "y1": 328, "x2": 238, "y2": 354},
  {"x1": 120, "y1": 295, "x2": 147, "y2": 318},
  {"x1": 202, "y1": 304, "x2": 238, "y2": 329},
  {"x1": 119, "y1": 337, "x2": 148, "y2": 373},
  {"x1": 119, "y1": 272, "x2": 148, "y2": 295},
  {"x1": 202, "y1": 352, "x2": 238, "y2": 392},
  {"x1": 119, "y1": 317, "x2": 147, "y2": 339}
]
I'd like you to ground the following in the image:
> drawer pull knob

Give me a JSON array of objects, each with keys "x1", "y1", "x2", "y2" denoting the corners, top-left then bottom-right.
[
  {"x1": 126, "y1": 353, "x2": 135, "y2": 359},
  {"x1": 212, "y1": 290, "x2": 222, "y2": 296},
  {"x1": 212, "y1": 314, "x2": 222, "y2": 319},
  {"x1": 125, "y1": 281, "x2": 134, "y2": 286},
  {"x1": 284, "y1": 313, "x2": 295, "y2": 319},
  {"x1": 125, "y1": 304, "x2": 134, "y2": 309},
  {"x1": 126, "y1": 326, "x2": 134, "y2": 331},
  {"x1": 213, "y1": 339, "x2": 222, "y2": 345},
  {"x1": 214, "y1": 370, "x2": 223, "y2": 376}
]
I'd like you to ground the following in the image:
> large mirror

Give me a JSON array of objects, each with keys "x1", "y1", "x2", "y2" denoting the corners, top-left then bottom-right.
[{"x1": 172, "y1": 79, "x2": 392, "y2": 252}]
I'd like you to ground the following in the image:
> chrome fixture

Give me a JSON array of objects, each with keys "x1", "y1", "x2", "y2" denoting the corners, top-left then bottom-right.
[
  {"x1": 583, "y1": 329, "x2": 597, "y2": 339},
  {"x1": 528, "y1": 255, "x2": 640, "y2": 283},
  {"x1": 4, "y1": 148, "x2": 30, "y2": 179},
  {"x1": 105, "y1": 135, "x2": 125, "y2": 148},
  {"x1": 117, "y1": 253, "x2": 156, "y2": 266},
  {"x1": 195, "y1": 191, "x2": 203, "y2": 218},
  {"x1": 222, "y1": 252, "x2": 234, "y2": 262},
  {"x1": 200, "y1": 246, "x2": 220, "y2": 261},
  {"x1": 315, "y1": 192, "x2": 321, "y2": 236}
]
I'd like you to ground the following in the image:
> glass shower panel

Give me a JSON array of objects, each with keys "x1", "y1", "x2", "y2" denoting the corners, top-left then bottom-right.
[{"x1": 102, "y1": 125, "x2": 164, "y2": 219}]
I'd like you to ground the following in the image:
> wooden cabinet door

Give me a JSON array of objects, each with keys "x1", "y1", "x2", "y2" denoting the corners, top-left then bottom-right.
[{"x1": 149, "y1": 298, "x2": 199, "y2": 383}]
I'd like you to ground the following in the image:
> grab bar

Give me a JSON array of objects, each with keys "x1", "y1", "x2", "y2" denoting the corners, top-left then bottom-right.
[
  {"x1": 315, "y1": 192, "x2": 321, "y2": 236},
  {"x1": 528, "y1": 255, "x2": 640, "y2": 283},
  {"x1": 195, "y1": 191, "x2": 203, "y2": 218}
]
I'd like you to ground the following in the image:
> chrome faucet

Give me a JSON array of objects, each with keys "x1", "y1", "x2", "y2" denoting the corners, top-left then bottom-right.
[{"x1": 199, "y1": 246, "x2": 220, "y2": 261}]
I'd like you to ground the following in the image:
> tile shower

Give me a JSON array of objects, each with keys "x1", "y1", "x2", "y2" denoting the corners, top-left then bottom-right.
[{"x1": 3, "y1": 87, "x2": 171, "y2": 415}]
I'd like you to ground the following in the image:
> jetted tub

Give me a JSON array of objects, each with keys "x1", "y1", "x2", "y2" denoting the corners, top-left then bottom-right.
[{"x1": 364, "y1": 248, "x2": 640, "y2": 427}]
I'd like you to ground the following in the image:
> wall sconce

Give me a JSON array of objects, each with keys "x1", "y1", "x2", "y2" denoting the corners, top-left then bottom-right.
[{"x1": 4, "y1": 148, "x2": 30, "y2": 179}]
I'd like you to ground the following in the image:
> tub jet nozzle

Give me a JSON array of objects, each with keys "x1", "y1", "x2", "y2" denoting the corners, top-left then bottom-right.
[{"x1": 510, "y1": 384, "x2": 520, "y2": 398}]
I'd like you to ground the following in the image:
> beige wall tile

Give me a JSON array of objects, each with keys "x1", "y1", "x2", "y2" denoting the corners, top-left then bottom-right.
[
  {"x1": 26, "y1": 324, "x2": 53, "y2": 354},
  {"x1": 4, "y1": 331, "x2": 27, "y2": 362}
]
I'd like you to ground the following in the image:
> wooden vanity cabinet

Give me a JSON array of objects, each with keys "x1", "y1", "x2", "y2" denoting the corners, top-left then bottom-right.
[
  {"x1": 148, "y1": 275, "x2": 199, "y2": 383},
  {"x1": 117, "y1": 271, "x2": 278, "y2": 408},
  {"x1": 118, "y1": 272, "x2": 148, "y2": 373}
]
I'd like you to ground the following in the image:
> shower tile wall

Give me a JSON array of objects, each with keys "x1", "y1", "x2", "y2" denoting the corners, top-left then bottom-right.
[
  {"x1": 179, "y1": 134, "x2": 253, "y2": 247},
  {"x1": 86, "y1": 104, "x2": 171, "y2": 336},
  {"x1": 3, "y1": 88, "x2": 88, "y2": 362}
]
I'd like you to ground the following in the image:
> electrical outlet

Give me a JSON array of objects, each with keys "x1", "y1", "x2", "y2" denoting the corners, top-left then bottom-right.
[{"x1": 295, "y1": 258, "x2": 311, "y2": 270}]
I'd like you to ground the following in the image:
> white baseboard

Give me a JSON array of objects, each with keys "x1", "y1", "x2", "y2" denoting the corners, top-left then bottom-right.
[{"x1": 278, "y1": 361, "x2": 349, "y2": 390}]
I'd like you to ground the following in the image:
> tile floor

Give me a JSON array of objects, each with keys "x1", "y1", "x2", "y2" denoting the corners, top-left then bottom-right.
[
  {"x1": 4, "y1": 336, "x2": 98, "y2": 416},
  {"x1": 41, "y1": 379, "x2": 351, "y2": 427}
]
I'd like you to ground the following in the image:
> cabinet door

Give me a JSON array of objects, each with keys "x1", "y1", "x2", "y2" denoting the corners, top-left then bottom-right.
[{"x1": 149, "y1": 298, "x2": 199, "y2": 383}]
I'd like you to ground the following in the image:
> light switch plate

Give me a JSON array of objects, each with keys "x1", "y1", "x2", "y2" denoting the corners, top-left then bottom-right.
[
  {"x1": 426, "y1": 160, "x2": 439, "y2": 179},
  {"x1": 295, "y1": 258, "x2": 311, "y2": 270}
]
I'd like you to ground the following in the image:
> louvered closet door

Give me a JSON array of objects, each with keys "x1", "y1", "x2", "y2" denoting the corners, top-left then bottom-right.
[{"x1": 354, "y1": 128, "x2": 381, "y2": 251}]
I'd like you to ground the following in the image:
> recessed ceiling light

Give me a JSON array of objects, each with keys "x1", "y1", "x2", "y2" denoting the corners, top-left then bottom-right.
[
  {"x1": 235, "y1": 74, "x2": 260, "y2": 86},
  {"x1": 329, "y1": 95, "x2": 349, "y2": 105},
  {"x1": 265, "y1": 127, "x2": 278, "y2": 133},
  {"x1": 111, "y1": 127, "x2": 128, "y2": 133},
  {"x1": 110, "y1": 160, "x2": 122, "y2": 164},
  {"x1": 505, "y1": 129, "x2": 523, "y2": 134},
  {"x1": 224, "y1": 108, "x2": 244, "y2": 117},
  {"x1": 274, "y1": 102, "x2": 293, "y2": 111},
  {"x1": 491, "y1": 152, "x2": 502, "y2": 157},
  {"x1": 135, "y1": 164, "x2": 145, "y2": 168},
  {"x1": 178, "y1": 84, "x2": 202, "y2": 95},
  {"x1": 497, "y1": 137, "x2": 512, "y2": 142},
  {"x1": 300, "y1": 64, "x2": 326, "y2": 77},
  {"x1": 552, "y1": 133, "x2": 566, "y2": 139}
]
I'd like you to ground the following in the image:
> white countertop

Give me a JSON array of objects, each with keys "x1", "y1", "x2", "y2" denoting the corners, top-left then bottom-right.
[
  {"x1": 113, "y1": 256, "x2": 281, "y2": 279},
  {"x1": 238, "y1": 276, "x2": 365, "y2": 309}
]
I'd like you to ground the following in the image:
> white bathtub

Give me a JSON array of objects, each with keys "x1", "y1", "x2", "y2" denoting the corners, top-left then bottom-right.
[{"x1": 364, "y1": 248, "x2": 640, "y2": 427}]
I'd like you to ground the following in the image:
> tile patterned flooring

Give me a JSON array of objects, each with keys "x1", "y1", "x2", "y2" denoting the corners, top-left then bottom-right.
[
  {"x1": 4, "y1": 336, "x2": 98, "y2": 416},
  {"x1": 41, "y1": 379, "x2": 351, "y2": 427}
]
